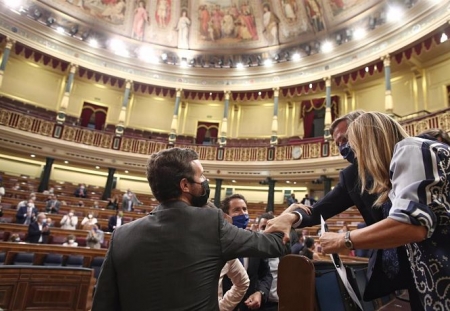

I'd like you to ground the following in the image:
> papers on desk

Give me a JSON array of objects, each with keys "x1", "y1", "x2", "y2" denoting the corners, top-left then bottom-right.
[{"x1": 321, "y1": 216, "x2": 363, "y2": 311}]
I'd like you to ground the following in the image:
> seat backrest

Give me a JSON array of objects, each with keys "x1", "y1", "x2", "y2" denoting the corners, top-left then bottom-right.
[
  {"x1": 278, "y1": 255, "x2": 316, "y2": 311},
  {"x1": 13, "y1": 252, "x2": 35, "y2": 265},
  {"x1": 0, "y1": 252, "x2": 6, "y2": 265},
  {"x1": 90, "y1": 257, "x2": 105, "y2": 278},
  {"x1": 0, "y1": 231, "x2": 10, "y2": 242},
  {"x1": 65, "y1": 255, "x2": 84, "y2": 267},
  {"x1": 43, "y1": 253, "x2": 63, "y2": 267},
  {"x1": 50, "y1": 235, "x2": 67, "y2": 245}
]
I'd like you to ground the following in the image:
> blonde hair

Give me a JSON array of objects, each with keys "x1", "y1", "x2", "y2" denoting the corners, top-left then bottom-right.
[{"x1": 347, "y1": 112, "x2": 409, "y2": 206}]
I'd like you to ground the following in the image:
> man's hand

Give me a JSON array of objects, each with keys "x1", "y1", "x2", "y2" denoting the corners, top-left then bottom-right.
[
  {"x1": 319, "y1": 232, "x2": 345, "y2": 254},
  {"x1": 265, "y1": 213, "x2": 298, "y2": 244},
  {"x1": 244, "y1": 291, "x2": 262, "y2": 310},
  {"x1": 282, "y1": 203, "x2": 312, "y2": 215}
]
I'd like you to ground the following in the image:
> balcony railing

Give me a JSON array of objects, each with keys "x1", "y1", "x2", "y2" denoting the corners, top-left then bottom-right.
[{"x1": 1, "y1": 107, "x2": 449, "y2": 162}]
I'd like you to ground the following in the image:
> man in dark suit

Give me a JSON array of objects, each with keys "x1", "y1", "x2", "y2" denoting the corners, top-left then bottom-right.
[
  {"x1": 300, "y1": 194, "x2": 316, "y2": 206},
  {"x1": 45, "y1": 195, "x2": 61, "y2": 214},
  {"x1": 220, "y1": 195, "x2": 273, "y2": 311},
  {"x1": 92, "y1": 148, "x2": 293, "y2": 311},
  {"x1": 16, "y1": 199, "x2": 38, "y2": 224},
  {"x1": 265, "y1": 111, "x2": 422, "y2": 310},
  {"x1": 27, "y1": 213, "x2": 50, "y2": 244},
  {"x1": 107, "y1": 211, "x2": 125, "y2": 232},
  {"x1": 74, "y1": 184, "x2": 87, "y2": 198}
]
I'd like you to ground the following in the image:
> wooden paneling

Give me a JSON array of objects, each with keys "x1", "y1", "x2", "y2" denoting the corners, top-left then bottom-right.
[{"x1": 0, "y1": 266, "x2": 95, "y2": 311}]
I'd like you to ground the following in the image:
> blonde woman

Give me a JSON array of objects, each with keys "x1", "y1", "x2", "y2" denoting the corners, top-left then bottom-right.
[{"x1": 320, "y1": 112, "x2": 450, "y2": 310}]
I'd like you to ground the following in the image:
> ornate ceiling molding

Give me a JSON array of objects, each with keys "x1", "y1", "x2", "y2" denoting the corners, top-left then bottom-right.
[{"x1": 0, "y1": 0, "x2": 448, "y2": 91}]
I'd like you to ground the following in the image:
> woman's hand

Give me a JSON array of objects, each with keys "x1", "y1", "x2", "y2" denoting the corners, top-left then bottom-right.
[
  {"x1": 282, "y1": 203, "x2": 312, "y2": 215},
  {"x1": 319, "y1": 232, "x2": 346, "y2": 254}
]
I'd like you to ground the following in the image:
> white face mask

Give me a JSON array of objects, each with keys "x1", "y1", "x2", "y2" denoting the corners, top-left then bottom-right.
[
  {"x1": 68, "y1": 212, "x2": 74, "y2": 217},
  {"x1": 68, "y1": 239, "x2": 75, "y2": 244},
  {"x1": 88, "y1": 215, "x2": 93, "y2": 219}
]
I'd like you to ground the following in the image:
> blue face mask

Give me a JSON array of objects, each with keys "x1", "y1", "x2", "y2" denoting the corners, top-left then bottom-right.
[
  {"x1": 338, "y1": 142, "x2": 355, "y2": 164},
  {"x1": 232, "y1": 214, "x2": 250, "y2": 229}
]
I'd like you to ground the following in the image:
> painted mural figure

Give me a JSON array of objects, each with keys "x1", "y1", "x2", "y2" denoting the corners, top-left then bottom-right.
[
  {"x1": 132, "y1": 1, "x2": 149, "y2": 40},
  {"x1": 282, "y1": 0, "x2": 298, "y2": 22},
  {"x1": 263, "y1": 4, "x2": 280, "y2": 46},
  {"x1": 211, "y1": 5, "x2": 224, "y2": 40},
  {"x1": 176, "y1": 10, "x2": 191, "y2": 49},
  {"x1": 238, "y1": 4, "x2": 258, "y2": 40},
  {"x1": 198, "y1": 5, "x2": 211, "y2": 40},
  {"x1": 305, "y1": 0, "x2": 324, "y2": 32},
  {"x1": 101, "y1": 0, "x2": 126, "y2": 23},
  {"x1": 155, "y1": 0, "x2": 171, "y2": 28}
]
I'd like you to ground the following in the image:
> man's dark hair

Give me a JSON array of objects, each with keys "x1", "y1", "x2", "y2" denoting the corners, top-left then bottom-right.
[
  {"x1": 304, "y1": 237, "x2": 315, "y2": 249},
  {"x1": 329, "y1": 110, "x2": 365, "y2": 137},
  {"x1": 258, "y1": 212, "x2": 274, "y2": 224},
  {"x1": 147, "y1": 148, "x2": 198, "y2": 202},
  {"x1": 220, "y1": 194, "x2": 247, "y2": 215}
]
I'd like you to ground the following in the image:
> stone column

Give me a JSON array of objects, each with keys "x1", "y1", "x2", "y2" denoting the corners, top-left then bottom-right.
[
  {"x1": 38, "y1": 157, "x2": 54, "y2": 193},
  {"x1": 382, "y1": 55, "x2": 393, "y2": 114},
  {"x1": 57, "y1": 63, "x2": 78, "y2": 124},
  {"x1": 270, "y1": 87, "x2": 279, "y2": 146},
  {"x1": 102, "y1": 167, "x2": 116, "y2": 201},
  {"x1": 214, "y1": 178, "x2": 223, "y2": 207},
  {"x1": 266, "y1": 178, "x2": 276, "y2": 213},
  {"x1": 169, "y1": 88, "x2": 183, "y2": 144},
  {"x1": 116, "y1": 80, "x2": 132, "y2": 136},
  {"x1": 323, "y1": 76, "x2": 332, "y2": 140},
  {"x1": 219, "y1": 90, "x2": 231, "y2": 146},
  {"x1": 0, "y1": 38, "x2": 14, "y2": 89}
]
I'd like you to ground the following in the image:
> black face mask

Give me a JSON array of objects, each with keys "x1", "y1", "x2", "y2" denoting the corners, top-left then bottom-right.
[
  {"x1": 189, "y1": 180, "x2": 210, "y2": 207},
  {"x1": 338, "y1": 142, "x2": 356, "y2": 164}
]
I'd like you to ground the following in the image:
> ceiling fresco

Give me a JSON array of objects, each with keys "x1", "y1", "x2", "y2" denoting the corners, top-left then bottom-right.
[{"x1": 37, "y1": 0, "x2": 381, "y2": 51}]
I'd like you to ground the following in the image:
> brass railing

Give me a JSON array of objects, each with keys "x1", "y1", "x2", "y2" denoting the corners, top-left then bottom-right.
[{"x1": 1, "y1": 107, "x2": 449, "y2": 161}]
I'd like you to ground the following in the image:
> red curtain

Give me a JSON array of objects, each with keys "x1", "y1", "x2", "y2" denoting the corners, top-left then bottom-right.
[
  {"x1": 301, "y1": 96, "x2": 340, "y2": 138},
  {"x1": 80, "y1": 102, "x2": 108, "y2": 130},
  {"x1": 196, "y1": 122, "x2": 219, "y2": 145}
]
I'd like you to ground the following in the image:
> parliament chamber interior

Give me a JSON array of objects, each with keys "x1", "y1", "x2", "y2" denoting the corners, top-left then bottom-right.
[{"x1": 0, "y1": 0, "x2": 449, "y2": 310}]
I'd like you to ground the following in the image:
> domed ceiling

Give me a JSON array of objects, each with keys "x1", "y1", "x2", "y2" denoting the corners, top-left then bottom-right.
[{"x1": 0, "y1": 0, "x2": 449, "y2": 90}]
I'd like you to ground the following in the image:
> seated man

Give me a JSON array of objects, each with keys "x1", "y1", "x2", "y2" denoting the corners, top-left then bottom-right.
[
  {"x1": 45, "y1": 195, "x2": 60, "y2": 214},
  {"x1": 86, "y1": 224, "x2": 104, "y2": 249}
]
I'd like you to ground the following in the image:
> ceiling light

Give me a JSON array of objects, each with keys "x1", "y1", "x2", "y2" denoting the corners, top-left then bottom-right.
[
  {"x1": 138, "y1": 46, "x2": 158, "y2": 63},
  {"x1": 30, "y1": 154, "x2": 36, "y2": 158},
  {"x1": 88, "y1": 38, "x2": 99, "y2": 48},
  {"x1": 293, "y1": 182, "x2": 297, "y2": 184},
  {"x1": 309, "y1": 83, "x2": 313, "y2": 89},
  {"x1": 56, "y1": 26, "x2": 65, "y2": 34},
  {"x1": 321, "y1": 41, "x2": 333, "y2": 53},
  {"x1": 161, "y1": 53, "x2": 168, "y2": 61},
  {"x1": 95, "y1": 166, "x2": 100, "y2": 169},
  {"x1": 286, "y1": 181, "x2": 291, "y2": 183},
  {"x1": 353, "y1": 28, "x2": 367, "y2": 40},
  {"x1": 365, "y1": 67, "x2": 369, "y2": 72},
  {"x1": 236, "y1": 62, "x2": 244, "y2": 69},
  {"x1": 180, "y1": 58, "x2": 188, "y2": 67},
  {"x1": 258, "y1": 91, "x2": 262, "y2": 96},
  {"x1": 5, "y1": 0, "x2": 22, "y2": 10},
  {"x1": 263, "y1": 59, "x2": 273, "y2": 66},
  {"x1": 209, "y1": 92, "x2": 212, "y2": 95},
  {"x1": 291, "y1": 53, "x2": 301, "y2": 61},
  {"x1": 386, "y1": 6, "x2": 404, "y2": 23},
  {"x1": 64, "y1": 160, "x2": 69, "y2": 164},
  {"x1": 440, "y1": 33, "x2": 448, "y2": 43},
  {"x1": 232, "y1": 180, "x2": 236, "y2": 183},
  {"x1": 125, "y1": 170, "x2": 129, "y2": 174}
]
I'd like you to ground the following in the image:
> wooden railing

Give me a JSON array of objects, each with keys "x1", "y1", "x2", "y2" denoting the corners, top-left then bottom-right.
[{"x1": 2, "y1": 106, "x2": 449, "y2": 161}]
